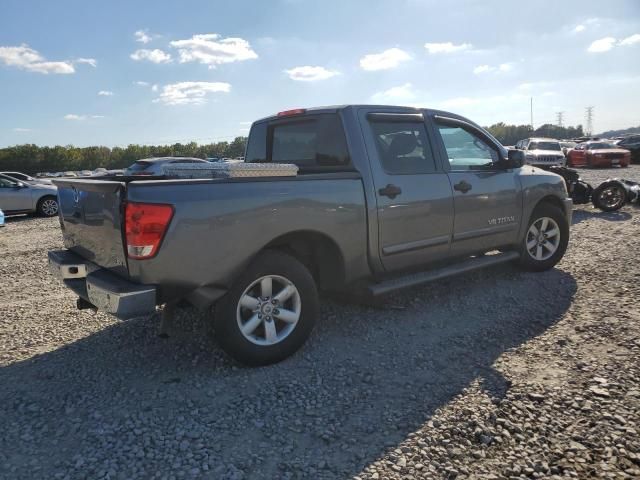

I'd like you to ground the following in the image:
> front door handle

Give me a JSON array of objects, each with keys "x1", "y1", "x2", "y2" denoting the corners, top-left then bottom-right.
[
  {"x1": 454, "y1": 180, "x2": 472, "y2": 194},
  {"x1": 378, "y1": 184, "x2": 402, "y2": 199}
]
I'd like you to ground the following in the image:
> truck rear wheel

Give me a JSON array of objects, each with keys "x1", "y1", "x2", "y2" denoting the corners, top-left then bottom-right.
[
  {"x1": 518, "y1": 203, "x2": 569, "y2": 272},
  {"x1": 213, "y1": 250, "x2": 318, "y2": 366}
]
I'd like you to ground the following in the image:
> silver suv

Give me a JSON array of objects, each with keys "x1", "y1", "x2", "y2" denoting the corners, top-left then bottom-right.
[{"x1": 516, "y1": 138, "x2": 566, "y2": 167}]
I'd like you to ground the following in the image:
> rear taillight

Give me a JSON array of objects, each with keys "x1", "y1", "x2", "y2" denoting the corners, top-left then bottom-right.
[{"x1": 125, "y1": 202, "x2": 174, "y2": 259}]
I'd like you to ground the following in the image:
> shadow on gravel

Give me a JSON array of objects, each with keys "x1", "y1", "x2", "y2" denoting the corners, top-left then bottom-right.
[
  {"x1": 0, "y1": 265, "x2": 577, "y2": 479},
  {"x1": 572, "y1": 208, "x2": 632, "y2": 225}
]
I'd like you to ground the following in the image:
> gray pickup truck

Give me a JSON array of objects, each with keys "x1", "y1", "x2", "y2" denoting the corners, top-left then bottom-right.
[{"x1": 49, "y1": 105, "x2": 572, "y2": 365}]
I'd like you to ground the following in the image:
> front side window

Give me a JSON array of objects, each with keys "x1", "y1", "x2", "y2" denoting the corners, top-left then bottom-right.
[
  {"x1": 436, "y1": 125, "x2": 499, "y2": 170},
  {"x1": 369, "y1": 121, "x2": 436, "y2": 174}
]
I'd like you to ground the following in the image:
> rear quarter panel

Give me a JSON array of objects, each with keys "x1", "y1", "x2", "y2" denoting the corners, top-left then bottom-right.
[{"x1": 125, "y1": 176, "x2": 369, "y2": 301}]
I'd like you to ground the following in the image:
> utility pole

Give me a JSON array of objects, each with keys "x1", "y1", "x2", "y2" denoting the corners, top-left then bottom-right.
[
  {"x1": 585, "y1": 106, "x2": 594, "y2": 136},
  {"x1": 530, "y1": 97, "x2": 533, "y2": 131},
  {"x1": 556, "y1": 111, "x2": 564, "y2": 128}
]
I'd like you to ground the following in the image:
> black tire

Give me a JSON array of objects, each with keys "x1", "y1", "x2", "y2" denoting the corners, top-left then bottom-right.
[
  {"x1": 36, "y1": 195, "x2": 59, "y2": 217},
  {"x1": 518, "y1": 203, "x2": 569, "y2": 272},
  {"x1": 213, "y1": 250, "x2": 318, "y2": 366},
  {"x1": 592, "y1": 181, "x2": 627, "y2": 212}
]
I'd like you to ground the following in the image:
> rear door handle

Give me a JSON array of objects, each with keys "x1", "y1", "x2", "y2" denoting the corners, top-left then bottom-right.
[
  {"x1": 378, "y1": 184, "x2": 402, "y2": 199},
  {"x1": 454, "y1": 180, "x2": 472, "y2": 194}
]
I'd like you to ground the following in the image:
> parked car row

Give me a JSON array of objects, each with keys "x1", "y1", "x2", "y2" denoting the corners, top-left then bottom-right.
[{"x1": 515, "y1": 135, "x2": 635, "y2": 168}]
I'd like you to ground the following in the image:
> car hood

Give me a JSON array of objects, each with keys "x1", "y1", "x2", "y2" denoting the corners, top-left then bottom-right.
[
  {"x1": 588, "y1": 149, "x2": 628, "y2": 154},
  {"x1": 527, "y1": 149, "x2": 564, "y2": 156}
]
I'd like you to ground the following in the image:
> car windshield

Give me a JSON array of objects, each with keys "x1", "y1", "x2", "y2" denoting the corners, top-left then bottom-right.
[
  {"x1": 127, "y1": 161, "x2": 152, "y2": 172},
  {"x1": 528, "y1": 141, "x2": 561, "y2": 151},
  {"x1": 560, "y1": 142, "x2": 576, "y2": 148},
  {"x1": 587, "y1": 143, "x2": 616, "y2": 150}
]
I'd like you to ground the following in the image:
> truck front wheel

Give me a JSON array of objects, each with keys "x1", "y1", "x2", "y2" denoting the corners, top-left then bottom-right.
[
  {"x1": 518, "y1": 203, "x2": 569, "y2": 272},
  {"x1": 213, "y1": 250, "x2": 318, "y2": 366}
]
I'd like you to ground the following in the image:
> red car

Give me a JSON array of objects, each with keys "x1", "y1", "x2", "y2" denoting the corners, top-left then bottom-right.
[{"x1": 567, "y1": 141, "x2": 631, "y2": 168}]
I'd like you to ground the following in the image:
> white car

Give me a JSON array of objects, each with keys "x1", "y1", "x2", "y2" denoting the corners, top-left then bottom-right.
[
  {"x1": 515, "y1": 138, "x2": 566, "y2": 167},
  {"x1": 0, "y1": 171, "x2": 53, "y2": 185}
]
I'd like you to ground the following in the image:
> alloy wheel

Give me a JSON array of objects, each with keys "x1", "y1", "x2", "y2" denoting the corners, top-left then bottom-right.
[
  {"x1": 526, "y1": 216, "x2": 561, "y2": 261},
  {"x1": 236, "y1": 274, "x2": 301, "y2": 346}
]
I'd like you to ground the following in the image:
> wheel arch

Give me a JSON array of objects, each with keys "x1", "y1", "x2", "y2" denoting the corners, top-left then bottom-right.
[
  {"x1": 261, "y1": 230, "x2": 347, "y2": 291},
  {"x1": 535, "y1": 195, "x2": 565, "y2": 213}
]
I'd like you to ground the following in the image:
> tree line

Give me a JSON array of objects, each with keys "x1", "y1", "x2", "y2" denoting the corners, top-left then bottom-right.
[
  {"x1": 0, "y1": 123, "x2": 589, "y2": 175},
  {"x1": 485, "y1": 123, "x2": 585, "y2": 146},
  {"x1": 0, "y1": 137, "x2": 247, "y2": 175}
]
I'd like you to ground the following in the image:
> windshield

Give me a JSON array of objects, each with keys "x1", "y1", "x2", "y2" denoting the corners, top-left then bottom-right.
[
  {"x1": 587, "y1": 143, "x2": 616, "y2": 150},
  {"x1": 560, "y1": 142, "x2": 576, "y2": 148},
  {"x1": 528, "y1": 141, "x2": 561, "y2": 151},
  {"x1": 126, "y1": 161, "x2": 152, "y2": 172}
]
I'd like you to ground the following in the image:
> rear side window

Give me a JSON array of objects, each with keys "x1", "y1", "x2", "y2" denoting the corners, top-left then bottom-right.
[
  {"x1": 370, "y1": 121, "x2": 436, "y2": 174},
  {"x1": 247, "y1": 114, "x2": 351, "y2": 172}
]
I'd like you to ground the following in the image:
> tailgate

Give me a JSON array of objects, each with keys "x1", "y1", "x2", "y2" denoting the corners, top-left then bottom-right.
[{"x1": 54, "y1": 179, "x2": 129, "y2": 277}]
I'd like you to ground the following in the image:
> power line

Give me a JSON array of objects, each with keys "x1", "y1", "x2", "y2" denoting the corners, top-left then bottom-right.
[
  {"x1": 585, "y1": 106, "x2": 594, "y2": 136},
  {"x1": 555, "y1": 111, "x2": 564, "y2": 128}
]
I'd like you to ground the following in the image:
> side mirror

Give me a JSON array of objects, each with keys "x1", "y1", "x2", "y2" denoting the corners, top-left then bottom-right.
[
  {"x1": 506, "y1": 149, "x2": 525, "y2": 168},
  {"x1": 16, "y1": 181, "x2": 27, "y2": 188}
]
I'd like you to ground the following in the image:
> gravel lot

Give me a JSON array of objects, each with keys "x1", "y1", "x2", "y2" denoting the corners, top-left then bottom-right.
[{"x1": 1, "y1": 166, "x2": 639, "y2": 480}]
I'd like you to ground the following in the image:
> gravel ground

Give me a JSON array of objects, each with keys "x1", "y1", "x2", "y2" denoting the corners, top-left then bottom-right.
[{"x1": 1, "y1": 166, "x2": 639, "y2": 480}]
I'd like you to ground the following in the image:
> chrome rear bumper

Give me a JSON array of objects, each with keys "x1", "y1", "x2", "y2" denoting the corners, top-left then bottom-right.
[{"x1": 48, "y1": 250, "x2": 157, "y2": 320}]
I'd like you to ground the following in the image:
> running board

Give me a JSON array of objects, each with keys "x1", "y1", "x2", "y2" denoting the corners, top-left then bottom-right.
[{"x1": 368, "y1": 251, "x2": 520, "y2": 296}]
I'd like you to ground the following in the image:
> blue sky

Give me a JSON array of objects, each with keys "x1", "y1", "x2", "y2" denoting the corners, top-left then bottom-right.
[{"x1": 1, "y1": 0, "x2": 639, "y2": 147}]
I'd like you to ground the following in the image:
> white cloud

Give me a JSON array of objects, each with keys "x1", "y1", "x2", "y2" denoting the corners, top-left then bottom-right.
[
  {"x1": 98, "y1": 90, "x2": 113, "y2": 96},
  {"x1": 134, "y1": 80, "x2": 150, "y2": 86},
  {"x1": 130, "y1": 49, "x2": 172, "y2": 64},
  {"x1": 151, "y1": 84, "x2": 159, "y2": 92},
  {"x1": 284, "y1": 65, "x2": 339, "y2": 81},
  {"x1": 371, "y1": 83, "x2": 416, "y2": 103},
  {"x1": 573, "y1": 25, "x2": 586, "y2": 33},
  {"x1": 473, "y1": 65, "x2": 491, "y2": 74},
  {"x1": 0, "y1": 44, "x2": 75, "y2": 74},
  {"x1": 473, "y1": 63, "x2": 514, "y2": 74},
  {"x1": 359, "y1": 48, "x2": 411, "y2": 71},
  {"x1": 13, "y1": 127, "x2": 31, "y2": 132},
  {"x1": 587, "y1": 37, "x2": 616, "y2": 53},
  {"x1": 75, "y1": 57, "x2": 97, "y2": 68},
  {"x1": 424, "y1": 42, "x2": 472, "y2": 54},
  {"x1": 135, "y1": 30, "x2": 153, "y2": 44},
  {"x1": 619, "y1": 33, "x2": 640, "y2": 46},
  {"x1": 64, "y1": 114, "x2": 104, "y2": 120},
  {"x1": 154, "y1": 81, "x2": 231, "y2": 105},
  {"x1": 169, "y1": 34, "x2": 257, "y2": 68}
]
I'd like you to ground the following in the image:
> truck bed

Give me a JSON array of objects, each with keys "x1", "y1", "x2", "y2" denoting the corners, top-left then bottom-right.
[{"x1": 54, "y1": 172, "x2": 370, "y2": 304}]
